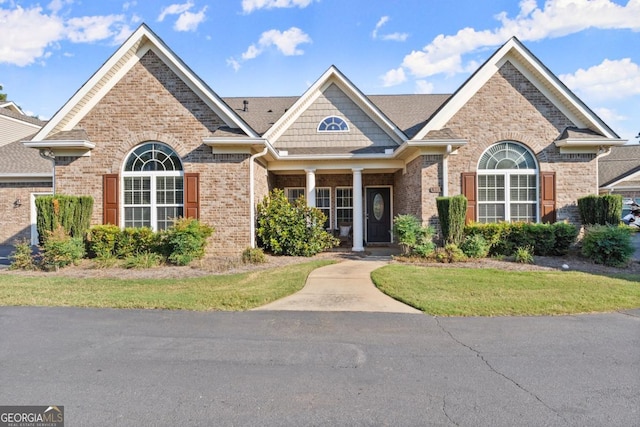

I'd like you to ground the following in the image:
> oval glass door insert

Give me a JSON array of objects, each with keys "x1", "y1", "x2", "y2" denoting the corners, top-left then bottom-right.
[{"x1": 373, "y1": 193, "x2": 384, "y2": 220}]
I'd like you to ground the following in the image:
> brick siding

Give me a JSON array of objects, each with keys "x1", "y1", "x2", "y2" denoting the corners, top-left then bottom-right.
[{"x1": 0, "y1": 183, "x2": 52, "y2": 244}]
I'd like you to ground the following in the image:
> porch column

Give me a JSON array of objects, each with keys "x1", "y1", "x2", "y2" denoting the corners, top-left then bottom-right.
[
  {"x1": 305, "y1": 168, "x2": 316, "y2": 207},
  {"x1": 352, "y1": 168, "x2": 364, "y2": 252}
]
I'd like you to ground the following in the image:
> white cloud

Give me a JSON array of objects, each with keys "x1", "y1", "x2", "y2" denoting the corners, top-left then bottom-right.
[
  {"x1": 158, "y1": 1, "x2": 193, "y2": 22},
  {"x1": 594, "y1": 107, "x2": 628, "y2": 123},
  {"x1": 157, "y1": 2, "x2": 206, "y2": 32},
  {"x1": 381, "y1": 67, "x2": 406, "y2": 87},
  {"x1": 241, "y1": 27, "x2": 311, "y2": 60},
  {"x1": 381, "y1": 32, "x2": 409, "y2": 42},
  {"x1": 226, "y1": 57, "x2": 241, "y2": 72},
  {"x1": 65, "y1": 15, "x2": 125, "y2": 43},
  {"x1": 372, "y1": 16, "x2": 389, "y2": 39},
  {"x1": 383, "y1": 0, "x2": 640, "y2": 86},
  {"x1": 560, "y1": 58, "x2": 640, "y2": 100},
  {"x1": 0, "y1": 5, "x2": 65, "y2": 66},
  {"x1": 0, "y1": 4, "x2": 131, "y2": 66},
  {"x1": 174, "y1": 6, "x2": 207, "y2": 31},
  {"x1": 415, "y1": 80, "x2": 434, "y2": 94},
  {"x1": 372, "y1": 15, "x2": 408, "y2": 42},
  {"x1": 242, "y1": 0, "x2": 313, "y2": 13}
]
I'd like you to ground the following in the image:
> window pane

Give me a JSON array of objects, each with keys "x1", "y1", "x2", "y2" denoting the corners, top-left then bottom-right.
[
  {"x1": 510, "y1": 203, "x2": 536, "y2": 222},
  {"x1": 478, "y1": 204, "x2": 505, "y2": 223}
]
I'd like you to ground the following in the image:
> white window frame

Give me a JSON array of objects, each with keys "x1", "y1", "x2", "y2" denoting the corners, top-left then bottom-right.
[
  {"x1": 317, "y1": 116, "x2": 349, "y2": 132},
  {"x1": 284, "y1": 187, "x2": 305, "y2": 204},
  {"x1": 477, "y1": 141, "x2": 539, "y2": 223},
  {"x1": 335, "y1": 187, "x2": 354, "y2": 226},
  {"x1": 121, "y1": 142, "x2": 184, "y2": 231},
  {"x1": 316, "y1": 187, "x2": 332, "y2": 229}
]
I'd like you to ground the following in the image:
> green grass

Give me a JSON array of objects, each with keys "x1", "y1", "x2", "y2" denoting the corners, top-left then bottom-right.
[
  {"x1": 0, "y1": 260, "x2": 333, "y2": 311},
  {"x1": 371, "y1": 265, "x2": 640, "y2": 316}
]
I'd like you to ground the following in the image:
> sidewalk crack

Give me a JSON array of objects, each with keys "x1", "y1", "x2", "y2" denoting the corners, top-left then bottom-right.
[
  {"x1": 434, "y1": 316, "x2": 568, "y2": 425},
  {"x1": 442, "y1": 394, "x2": 459, "y2": 426}
]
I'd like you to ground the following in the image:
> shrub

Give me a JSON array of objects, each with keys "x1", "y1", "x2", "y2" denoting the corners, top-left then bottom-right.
[
  {"x1": 123, "y1": 252, "x2": 163, "y2": 269},
  {"x1": 436, "y1": 195, "x2": 467, "y2": 245},
  {"x1": 464, "y1": 222, "x2": 578, "y2": 257},
  {"x1": 551, "y1": 221, "x2": 579, "y2": 255},
  {"x1": 256, "y1": 189, "x2": 338, "y2": 256},
  {"x1": 460, "y1": 234, "x2": 490, "y2": 258},
  {"x1": 41, "y1": 225, "x2": 85, "y2": 270},
  {"x1": 581, "y1": 225, "x2": 633, "y2": 267},
  {"x1": 434, "y1": 244, "x2": 467, "y2": 263},
  {"x1": 578, "y1": 194, "x2": 622, "y2": 226},
  {"x1": 115, "y1": 227, "x2": 157, "y2": 258},
  {"x1": 36, "y1": 195, "x2": 93, "y2": 244},
  {"x1": 160, "y1": 218, "x2": 214, "y2": 266},
  {"x1": 514, "y1": 245, "x2": 534, "y2": 264},
  {"x1": 86, "y1": 225, "x2": 121, "y2": 259},
  {"x1": 393, "y1": 214, "x2": 435, "y2": 257},
  {"x1": 9, "y1": 240, "x2": 37, "y2": 271},
  {"x1": 242, "y1": 247, "x2": 266, "y2": 264}
]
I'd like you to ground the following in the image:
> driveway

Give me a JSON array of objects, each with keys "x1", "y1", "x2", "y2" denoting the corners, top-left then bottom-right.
[{"x1": 1, "y1": 307, "x2": 638, "y2": 426}]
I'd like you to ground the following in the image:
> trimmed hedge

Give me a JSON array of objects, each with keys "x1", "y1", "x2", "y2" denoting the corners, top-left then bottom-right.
[
  {"x1": 36, "y1": 195, "x2": 93, "y2": 244},
  {"x1": 578, "y1": 194, "x2": 622, "y2": 226},
  {"x1": 581, "y1": 225, "x2": 633, "y2": 267},
  {"x1": 464, "y1": 221, "x2": 578, "y2": 256},
  {"x1": 436, "y1": 195, "x2": 467, "y2": 245}
]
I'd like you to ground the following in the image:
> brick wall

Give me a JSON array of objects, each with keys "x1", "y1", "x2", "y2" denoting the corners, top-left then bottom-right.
[
  {"x1": 55, "y1": 50, "x2": 252, "y2": 254},
  {"x1": 442, "y1": 61, "x2": 595, "y2": 225},
  {"x1": 0, "y1": 182, "x2": 52, "y2": 244}
]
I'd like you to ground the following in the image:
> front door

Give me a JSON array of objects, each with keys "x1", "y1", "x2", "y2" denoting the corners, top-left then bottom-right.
[{"x1": 366, "y1": 187, "x2": 391, "y2": 243}]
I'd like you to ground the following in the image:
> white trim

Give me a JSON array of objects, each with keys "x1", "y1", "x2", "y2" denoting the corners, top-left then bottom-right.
[
  {"x1": 0, "y1": 114, "x2": 42, "y2": 129},
  {"x1": 317, "y1": 115, "x2": 350, "y2": 133},
  {"x1": 32, "y1": 24, "x2": 257, "y2": 142},
  {"x1": 413, "y1": 37, "x2": 620, "y2": 141},
  {"x1": 30, "y1": 192, "x2": 53, "y2": 245},
  {"x1": 263, "y1": 66, "x2": 405, "y2": 144}
]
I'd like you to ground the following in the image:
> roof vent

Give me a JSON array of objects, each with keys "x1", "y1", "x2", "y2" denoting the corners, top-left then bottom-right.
[{"x1": 243, "y1": 100, "x2": 249, "y2": 112}]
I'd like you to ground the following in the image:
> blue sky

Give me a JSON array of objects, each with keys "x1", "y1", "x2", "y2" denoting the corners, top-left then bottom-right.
[{"x1": 1, "y1": 0, "x2": 639, "y2": 142}]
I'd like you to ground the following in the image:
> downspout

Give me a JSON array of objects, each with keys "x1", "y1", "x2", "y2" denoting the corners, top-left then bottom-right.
[
  {"x1": 442, "y1": 144, "x2": 452, "y2": 196},
  {"x1": 596, "y1": 145, "x2": 612, "y2": 194},
  {"x1": 39, "y1": 149, "x2": 56, "y2": 194},
  {"x1": 249, "y1": 145, "x2": 269, "y2": 248}
]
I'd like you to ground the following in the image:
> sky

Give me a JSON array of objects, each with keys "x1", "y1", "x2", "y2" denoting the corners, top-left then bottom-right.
[{"x1": 1, "y1": 0, "x2": 639, "y2": 143}]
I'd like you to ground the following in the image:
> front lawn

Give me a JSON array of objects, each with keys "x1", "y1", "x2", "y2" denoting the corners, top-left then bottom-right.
[
  {"x1": 0, "y1": 260, "x2": 333, "y2": 311},
  {"x1": 371, "y1": 264, "x2": 640, "y2": 316}
]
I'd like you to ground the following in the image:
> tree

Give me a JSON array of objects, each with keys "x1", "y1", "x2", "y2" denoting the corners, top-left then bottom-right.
[{"x1": 0, "y1": 84, "x2": 6, "y2": 102}]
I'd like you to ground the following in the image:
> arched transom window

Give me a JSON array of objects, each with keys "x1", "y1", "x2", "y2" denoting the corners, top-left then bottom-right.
[
  {"x1": 122, "y1": 142, "x2": 184, "y2": 230},
  {"x1": 317, "y1": 116, "x2": 349, "y2": 132},
  {"x1": 477, "y1": 141, "x2": 538, "y2": 223}
]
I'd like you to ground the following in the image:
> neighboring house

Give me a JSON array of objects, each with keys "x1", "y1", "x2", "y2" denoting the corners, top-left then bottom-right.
[
  {"x1": 14, "y1": 24, "x2": 625, "y2": 253},
  {"x1": 0, "y1": 105, "x2": 51, "y2": 244},
  {"x1": 599, "y1": 144, "x2": 640, "y2": 209}
]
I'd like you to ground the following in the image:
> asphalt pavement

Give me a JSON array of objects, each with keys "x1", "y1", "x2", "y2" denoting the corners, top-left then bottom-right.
[{"x1": 1, "y1": 307, "x2": 638, "y2": 426}]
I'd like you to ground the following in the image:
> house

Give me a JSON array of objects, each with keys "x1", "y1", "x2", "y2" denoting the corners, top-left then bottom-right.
[
  {"x1": 12, "y1": 24, "x2": 626, "y2": 253},
  {"x1": 0, "y1": 104, "x2": 50, "y2": 244}
]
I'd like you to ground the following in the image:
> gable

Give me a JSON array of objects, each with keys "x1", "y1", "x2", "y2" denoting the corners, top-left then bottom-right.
[
  {"x1": 275, "y1": 83, "x2": 398, "y2": 152},
  {"x1": 78, "y1": 50, "x2": 226, "y2": 143},
  {"x1": 413, "y1": 37, "x2": 622, "y2": 144},
  {"x1": 0, "y1": 109, "x2": 43, "y2": 147},
  {"x1": 445, "y1": 61, "x2": 573, "y2": 142},
  {"x1": 30, "y1": 24, "x2": 256, "y2": 143}
]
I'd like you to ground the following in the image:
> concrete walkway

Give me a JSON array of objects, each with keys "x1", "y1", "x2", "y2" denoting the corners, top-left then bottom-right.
[{"x1": 255, "y1": 254, "x2": 422, "y2": 313}]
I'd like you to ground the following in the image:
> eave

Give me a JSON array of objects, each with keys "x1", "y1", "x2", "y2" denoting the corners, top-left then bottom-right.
[
  {"x1": 555, "y1": 137, "x2": 626, "y2": 154},
  {"x1": 23, "y1": 140, "x2": 95, "y2": 157}
]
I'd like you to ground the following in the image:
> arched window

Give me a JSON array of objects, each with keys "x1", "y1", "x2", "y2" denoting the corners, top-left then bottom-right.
[
  {"x1": 477, "y1": 141, "x2": 538, "y2": 223},
  {"x1": 122, "y1": 142, "x2": 184, "y2": 230},
  {"x1": 317, "y1": 116, "x2": 349, "y2": 132}
]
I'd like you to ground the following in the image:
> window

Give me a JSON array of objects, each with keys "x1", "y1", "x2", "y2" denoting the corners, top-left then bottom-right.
[
  {"x1": 316, "y1": 187, "x2": 331, "y2": 229},
  {"x1": 317, "y1": 116, "x2": 349, "y2": 132},
  {"x1": 285, "y1": 188, "x2": 305, "y2": 204},
  {"x1": 336, "y1": 187, "x2": 353, "y2": 225},
  {"x1": 477, "y1": 142, "x2": 538, "y2": 223},
  {"x1": 122, "y1": 142, "x2": 183, "y2": 230}
]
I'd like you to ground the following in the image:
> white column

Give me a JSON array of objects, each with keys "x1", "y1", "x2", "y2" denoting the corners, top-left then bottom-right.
[
  {"x1": 305, "y1": 168, "x2": 316, "y2": 207},
  {"x1": 352, "y1": 168, "x2": 364, "y2": 252}
]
